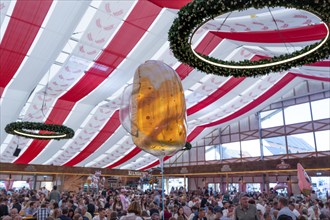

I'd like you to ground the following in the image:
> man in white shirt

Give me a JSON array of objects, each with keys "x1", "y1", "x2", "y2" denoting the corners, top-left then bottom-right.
[
  {"x1": 288, "y1": 203, "x2": 300, "y2": 219},
  {"x1": 92, "y1": 208, "x2": 107, "y2": 220}
]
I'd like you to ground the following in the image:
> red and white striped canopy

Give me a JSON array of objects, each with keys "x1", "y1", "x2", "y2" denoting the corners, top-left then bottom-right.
[{"x1": 0, "y1": 0, "x2": 329, "y2": 170}]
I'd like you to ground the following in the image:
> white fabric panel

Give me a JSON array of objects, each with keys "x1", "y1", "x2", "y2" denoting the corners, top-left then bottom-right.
[
  {"x1": 122, "y1": 153, "x2": 157, "y2": 170},
  {"x1": 94, "y1": 136, "x2": 134, "y2": 168},
  {"x1": 117, "y1": 151, "x2": 146, "y2": 169},
  {"x1": 0, "y1": 0, "x2": 12, "y2": 28},
  {"x1": 0, "y1": 0, "x2": 15, "y2": 43},
  {"x1": 76, "y1": 127, "x2": 128, "y2": 167},
  {"x1": 98, "y1": 1, "x2": 136, "y2": 20}
]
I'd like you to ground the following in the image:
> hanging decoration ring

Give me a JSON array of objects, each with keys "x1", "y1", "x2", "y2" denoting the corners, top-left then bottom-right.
[
  {"x1": 5, "y1": 122, "x2": 75, "y2": 140},
  {"x1": 168, "y1": 0, "x2": 330, "y2": 77}
]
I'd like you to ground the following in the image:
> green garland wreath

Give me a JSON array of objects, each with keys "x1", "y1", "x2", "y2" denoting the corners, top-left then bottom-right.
[
  {"x1": 168, "y1": 0, "x2": 330, "y2": 77},
  {"x1": 5, "y1": 122, "x2": 74, "y2": 140}
]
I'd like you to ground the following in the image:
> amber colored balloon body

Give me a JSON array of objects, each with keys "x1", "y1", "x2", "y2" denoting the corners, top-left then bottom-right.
[{"x1": 131, "y1": 60, "x2": 187, "y2": 157}]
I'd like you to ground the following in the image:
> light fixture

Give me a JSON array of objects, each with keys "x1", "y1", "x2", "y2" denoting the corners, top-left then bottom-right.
[
  {"x1": 189, "y1": 22, "x2": 329, "y2": 69},
  {"x1": 169, "y1": 0, "x2": 330, "y2": 77},
  {"x1": 5, "y1": 122, "x2": 74, "y2": 140},
  {"x1": 13, "y1": 145, "x2": 21, "y2": 157}
]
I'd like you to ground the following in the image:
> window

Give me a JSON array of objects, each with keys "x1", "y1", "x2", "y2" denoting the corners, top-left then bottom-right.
[
  {"x1": 12, "y1": 181, "x2": 30, "y2": 190},
  {"x1": 315, "y1": 130, "x2": 330, "y2": 152},
  {"x1": 205, "y1": 145, "x2": 220, "y2": 161},
  {"x1": 260, "y1": 109, "x2": 284, "y2": 128},
  {"x1": 165, "y1": 178, "x2": 187, "y2": 193},
  {"x1": 286, "y1": 132, "x2": 315, "y2": 153},
  {"x1": 241, "y1": 139, "x2": 261, "y2": 157},
  {"x1": 284, "y1": 103, "x2": 311, "y2": 124},
  {"x1": 221, "y1": 142, "x2": 241, "y2": 159},
  {"x1": 246, "y1": 183, "x2": 261, "y2": 192},
  {"x1": 228, "y1": 183, "x2": 239, "y2": 192},
  {"x1": 311, "y1": 177, "x2": 330, "y2": 199},
  {"x1": 312, "y1": 98, "x2": 330, "y2": 120},
  {"x1": 262, "y1": 136, "x2": 287, "y2": 156},
  {"x1": 208, "y1": 183, "x2": 220, "y2": 193}
]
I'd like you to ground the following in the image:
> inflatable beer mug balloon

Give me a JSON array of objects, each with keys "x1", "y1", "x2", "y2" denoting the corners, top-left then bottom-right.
[
  {"x1": 120, "y1": 60, "x2": 187, "y2": 212},
  {"x1": 120, "y1": 60, "x2": 187, "y2": 157}
]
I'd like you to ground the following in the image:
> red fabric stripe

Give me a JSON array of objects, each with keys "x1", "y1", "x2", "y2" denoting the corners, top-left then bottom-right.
[
  {"x1": 0, "y1": 0, "x2": 53, "y2": 96},
  {"x1": 14, "y1": 1, "x2": 162, "y2": 164},
  {"x1": 294, "y1": 73, "x2": 330, "y2": 82},
  {"x1": 305, "y1": 61, "x2": 330, "y2": 67},
  {"x1": 147, "y1": 0, "x2": 191, "y2": 9},
  {"x1": 139, "y1": 73, "x2": 297, "y2": 170},
  {"x1": 63, "y1": 111, "x2": 121, "y2": 166},
  {"x1": 211, "y1": 24, "x2": 327, "y2": 43},
  {"x1": 187, "y1": 77, "x2": 245, "y2": 115},
  {"x1": 176, "y1": 64, "x2": 194, "y2": 80},
  {"x1": 107, "y1": 147, "x2": 142, "y2": 169}
]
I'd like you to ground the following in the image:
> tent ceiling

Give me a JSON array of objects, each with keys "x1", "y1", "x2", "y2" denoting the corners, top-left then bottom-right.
[{"x1": 0, "y1": 0, "x2": 329, "y2": 170}]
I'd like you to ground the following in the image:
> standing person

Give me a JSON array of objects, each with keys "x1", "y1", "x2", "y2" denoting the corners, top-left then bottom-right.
[
  {"x1": 25, "y1": 202, "x2": 38, "y2": 216},
  {"x1": 205, "y1": 206, "x2": 215, "y2": 220},
  {"x1": 288, "y1": 204, "x2": 299, "y2": 219},
  {"x1": 10, "y1": 208, "x2": 19, "y2": 219},
  {"x1": 192, "y1": 208, "x2": 207, "y2": 220},
  {"x1": 59, "y1": 208, "x2": 72, "y2": 220},
  {"x1": 0, "y1": 198, "x2": 9, "y2": 218},
  {"x1": 37, "y1": 203, "x2": 50, "y2": 220},
  {"x1": 200, "y1": 195, "x2": 208, "y2": 208},
  {"x1": 234, "y1": 194, "x2": 259, "y2": 220},
  {"x1": 161, "y1": 206, "x2": 172, "y2": 220},
  {"x1": 174, "y1": 207, "x2": 188, "y2": 220},
  {"x1": 182, "y1": 202, "x2": 192, "y2": 218},
  {"x1": 12, "y1": 198, "x2": 21, "y2": 213},
  {"x1": 277, "y1": 198, "x2": 296, "y2": 220},
  {"x1": 119, "y1": 201, "x2": 143, "y2": 220},
  {"x1": 93, "y1": 208, "x2": 107, "y2": 220},
  {"x1": 119, "y1": 190, "x2": 130, "y2": 211},
  {"x1": 82, "y1": 206, "x2": 92, "y2": 220},
  {"x1": 49, "y1": 186, "x2": 61, "y2": 203},
  {"x1": 112, "y1": 197, "x2": 123, "y2": 215},
  {"x1": 42, "y1": 187, "x2": 49, "y2": 198}
]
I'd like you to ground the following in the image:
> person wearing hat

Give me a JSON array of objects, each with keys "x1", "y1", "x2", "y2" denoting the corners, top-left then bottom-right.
[{"x1": 234, "y1": 194, "x2": 258, "y2": 220}]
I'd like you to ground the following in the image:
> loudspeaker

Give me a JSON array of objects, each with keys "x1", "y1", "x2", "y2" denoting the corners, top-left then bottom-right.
[{"x1": 13, "y1": 147, "x2": 21, "y2": 157}]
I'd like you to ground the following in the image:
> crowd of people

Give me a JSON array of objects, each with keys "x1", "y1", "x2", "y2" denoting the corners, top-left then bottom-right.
[{"x1": 0, "y1": 185, "x2": 329, "y2": 220}]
